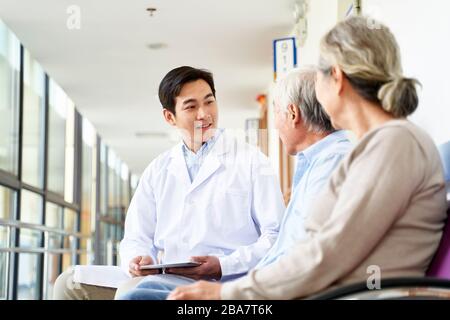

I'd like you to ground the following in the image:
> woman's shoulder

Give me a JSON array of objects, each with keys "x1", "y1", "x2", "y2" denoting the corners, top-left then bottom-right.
[
  {"x1": 351, "y1": 120, "x2": 441, "y2": 172},
  {"x1": 362, "y1": 120, "x2": 434, "y2": 152}
]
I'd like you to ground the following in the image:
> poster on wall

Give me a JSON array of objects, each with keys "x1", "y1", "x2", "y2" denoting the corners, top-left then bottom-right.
[{"x1": 273, "y1": 37, "x2": 297, "y2": 81}]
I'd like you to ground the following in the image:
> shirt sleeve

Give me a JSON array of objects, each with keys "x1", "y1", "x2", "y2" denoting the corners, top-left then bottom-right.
[
  {"x1": 218, "y1": 151, "x2": 285, "y2": 278},
  {"x1": 221, "y1": 128, "x2": 426, "y2": 299},
  {"x1": 119, "y1": 165, "x2": 158, "y2": 275}
]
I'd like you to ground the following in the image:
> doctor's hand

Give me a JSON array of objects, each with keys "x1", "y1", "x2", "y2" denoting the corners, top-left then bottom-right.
[
  {"x1": 167, "y1": 281, "x2": 222, "y2": 300},
  {"x1": 165, "y1": 256, "x2": 222, "y2": 281},
  {"x1": 128, "y1": 255, "x2": 160, "y2": 277}
]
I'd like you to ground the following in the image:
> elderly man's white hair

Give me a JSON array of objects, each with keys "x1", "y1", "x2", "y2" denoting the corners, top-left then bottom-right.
[{"x1": 273, "y1": 66, "x2": 334, "y2": 133}]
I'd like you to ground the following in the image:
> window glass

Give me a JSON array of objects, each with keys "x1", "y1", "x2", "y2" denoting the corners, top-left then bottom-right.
[
  {"x1": 100, "y1": 142, "x2": 108, "y2": 216},
  {"x1": 0, "y1": 20, "x2": 20, "y2": 175},
  {"x1": 45, "y1": 202, "x2": 62, "y2": 229},
  {"x1": 47, "y1": 80, "x2": 67, "y2": 195},
  {"x1": 64, "y1": 102, "x2": 75, "y2": 203},
  {"x1": 81, "y1": 119, "x2": 96, "y2": 236},
  {"x1": 21, "y1": 49, "x2": 45, "y2": 187},
  {"x1": 0, "y1": 251, "x2": 7, "y2": 299},
  {"x1": 62, "y1": 235, "x2": 76, "y2": 273},
  {"x1": 121, "y1": 163, "x2": 129, "y2": 214},
  {"x1": 44, "y1": 253, "x2": 60, "y2": 300},
  {"x1": 17, "y1": 253, "x2": 40, "y2": 300},
  {"x1": 64, "y1": 208, "x2": 77, "y2": 234},
  {"x1": 19, "y1": 189, "x2": 42, "y2": 225},
  {"x1": 0, "y1": 185, "x2": 15, "y2": 221}
]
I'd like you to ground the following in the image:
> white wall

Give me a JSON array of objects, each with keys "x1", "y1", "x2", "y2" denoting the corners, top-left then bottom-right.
[
  {"x1": 361, "y1": 0, "x2": 450, "y2": 145},
  {"x1": 296, "y1": 0, "x2": 338, "y2": 67},
  {"x1": 267, "y1": 0, "x2": 450, "y2": 175},
  {"x1": 267, "y1": 0, "x2": 339, "y2": 173}
]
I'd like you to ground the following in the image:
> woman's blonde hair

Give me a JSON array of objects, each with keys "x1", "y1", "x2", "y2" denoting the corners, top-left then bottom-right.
[{"x1": 318, "y1": 16, "x2": 420, "y2": 117}]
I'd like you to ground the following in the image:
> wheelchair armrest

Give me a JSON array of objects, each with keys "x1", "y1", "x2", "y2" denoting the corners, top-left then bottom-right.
[{"x1": 308, "y1": 277, "x2": 450, "y2": 300}]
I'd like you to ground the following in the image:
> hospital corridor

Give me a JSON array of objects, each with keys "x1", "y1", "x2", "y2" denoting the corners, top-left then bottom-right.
[{"x1": 0, "y1": 0, "x2": 450, "y2": 308}]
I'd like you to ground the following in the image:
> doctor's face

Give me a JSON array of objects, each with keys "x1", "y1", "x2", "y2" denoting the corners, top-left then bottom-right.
[{"x1": 165, "y1": 79, "x2": 218, "y2": 146}]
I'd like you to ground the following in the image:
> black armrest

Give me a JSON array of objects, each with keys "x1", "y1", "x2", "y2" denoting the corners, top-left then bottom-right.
[{"x1": 308, "y1": 277, "x2": 450, "y2": 300}]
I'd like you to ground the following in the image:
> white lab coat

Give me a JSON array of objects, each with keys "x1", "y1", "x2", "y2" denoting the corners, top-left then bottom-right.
[{"x1": 119, "y1": 131, "x2": 285, "y2": 280}]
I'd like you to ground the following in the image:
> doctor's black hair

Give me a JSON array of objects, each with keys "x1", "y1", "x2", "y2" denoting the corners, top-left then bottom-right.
[{"x1": 158, "y1": 66, "x2": 216, "y2": 115}]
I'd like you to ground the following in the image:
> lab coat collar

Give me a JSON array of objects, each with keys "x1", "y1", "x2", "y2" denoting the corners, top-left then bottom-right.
[{"x1": 167, "y1": 144, "x2": 192, "y2": 188}]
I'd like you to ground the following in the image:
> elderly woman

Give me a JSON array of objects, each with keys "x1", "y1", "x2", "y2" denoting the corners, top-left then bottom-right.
[{"x1": 168, "y1": 16, "x2": 448, "y2": 300}]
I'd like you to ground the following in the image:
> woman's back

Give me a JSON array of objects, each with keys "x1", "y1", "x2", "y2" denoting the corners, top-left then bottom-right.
[{"x1": 305, "y1": 119, "x2": 447, "y2": 288}]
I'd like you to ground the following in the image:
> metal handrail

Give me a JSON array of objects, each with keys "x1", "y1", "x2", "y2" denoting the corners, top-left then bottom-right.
[
  {"x1": 98, "y1": 215, "x2": 125, "y2": 226},
  {"x1": 0, "y1": 218, "x2": 90, "y2": 238},
  {"x1": 0, "y1": 247, "x2": 91, "y2": 255}
]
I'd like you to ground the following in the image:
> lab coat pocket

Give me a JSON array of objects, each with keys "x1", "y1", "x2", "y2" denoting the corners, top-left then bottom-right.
[{"x1": 210, "y1": 188, "x2": 250, "y2": 235}]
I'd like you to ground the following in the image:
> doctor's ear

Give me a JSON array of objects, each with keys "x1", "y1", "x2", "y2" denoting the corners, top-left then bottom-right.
[{"x1": 163, "y1": 109, "x2": 177, "y2": 126}]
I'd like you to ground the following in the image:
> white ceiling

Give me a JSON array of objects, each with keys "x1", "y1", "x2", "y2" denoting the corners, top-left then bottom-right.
[{"x1": 0, "y1": 0, "x2": 294, "y2": 174}]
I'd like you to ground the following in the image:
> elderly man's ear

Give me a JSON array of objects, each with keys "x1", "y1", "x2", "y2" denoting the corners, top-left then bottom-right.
[{"x1": 287, "y1": 104, "x2": 301, "y2": 127}]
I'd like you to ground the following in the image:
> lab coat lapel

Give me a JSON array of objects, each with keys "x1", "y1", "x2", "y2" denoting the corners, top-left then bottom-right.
[
  {"x1": 167, "y1": 143, "x2": 191, "y2": 188},
  {"x1": 187, "y1": 132, "x2": 230, "y2": 194}
]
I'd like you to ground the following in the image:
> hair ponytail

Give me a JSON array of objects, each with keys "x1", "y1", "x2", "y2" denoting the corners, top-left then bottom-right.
[
  {"x1": 377, "y1": 77, "x2": 421, "y2": 117},
  {"x1": 320, "y1": 16, "x2": 422, "y2": 118}
]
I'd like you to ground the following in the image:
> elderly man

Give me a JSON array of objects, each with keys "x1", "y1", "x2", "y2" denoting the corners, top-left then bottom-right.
[{"x1": 121, "y1": 66, "x2": 352, "y2": 300}]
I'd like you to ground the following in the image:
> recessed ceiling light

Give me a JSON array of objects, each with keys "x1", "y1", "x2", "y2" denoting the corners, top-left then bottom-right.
[
  {"x1": 135, "y1": 131, "x2": 168, "y2": 138},
  {"x1": 146, "y1": 42, "x2": 168, "y2": 50},
  {"x1": 146, "y1": 7, "x2": 157, "y2": 17}
]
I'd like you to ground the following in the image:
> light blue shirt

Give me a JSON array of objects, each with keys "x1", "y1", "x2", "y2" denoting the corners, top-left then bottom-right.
[
  {"x1": 182, "y1": 129, "x2": 223, "y2": 182},
  {"x1": 255, "y1": 130, "x2": 352, "y2": 268}
]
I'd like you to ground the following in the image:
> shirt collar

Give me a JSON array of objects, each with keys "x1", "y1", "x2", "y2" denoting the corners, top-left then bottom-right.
[
  {"x1": 299, "y1": 130, "x2": 349, "y2": 163},
  {"x1": 182, "y1": 128, "x2": 223, "y2": 157}
]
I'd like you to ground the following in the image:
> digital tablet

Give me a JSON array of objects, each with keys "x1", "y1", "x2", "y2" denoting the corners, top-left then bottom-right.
[{"x1": 139, "y1": 261, "x2": 202, "y2": 270}]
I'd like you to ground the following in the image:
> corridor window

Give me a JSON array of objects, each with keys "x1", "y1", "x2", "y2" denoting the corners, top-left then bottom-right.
[
  {"x1": 44, "y1": 251, "x2": 60, "y2": 300},
  {"x1": 100, "y1": 141, "x2": 108, "y2": 216},
  {"x1": 0, "y1": 20, "x2": 20, "y2": 175},
  {"x1": 81, "y1": 119, "x2": 96, "y2": 234},
  {"x1": 62, "y1": 208, "x2": 77, "y2": 271},
  {"x1": 80, "y1": 119, "x2": 96, "y2": 264},
  {"x1": 0, "y1": 185, "x2": 15, "y2": 300},
  {"x1": 17, "y1": 253, "x2": 40, "y2": 300},
  {"x1": 0, "y1": 184, "x2": 16, "y2": 221},
  {"x1": 21, "y1": 49, "x2": 45, "y2": 188},
  {"x1": 44, "y1": 202, "x2": 63, "y2": 299},
  {"x1": 45, "y1": 202, "x2": 62, "y2": 229},
  {"x1": 45, "y1": 202, "x2": 63, "y2": 250},
  {"x1": 19, "y1": 189, "x2": 42, "y2": 225},
  {"x1": 47, "y1": 79, "x2": 67, "y2": 196},
  {"x1": 64, "y1": 208, "x2": 77, "y2": 234},
  {"x1": 64, "y1": 102, "x2": 75, "y2": 203},
  {"x1": 108, "y1": 149, "x2": 119, "y2": 219},
  {"x1": 121, "y1": 163, "x2": 130, "y2": 213},
  {"x1": 19, "y1": 190, "x2": 43, "y2": 248},
  {"x1": 0, "y1": 251, "x2": 7, "y2": 300}
]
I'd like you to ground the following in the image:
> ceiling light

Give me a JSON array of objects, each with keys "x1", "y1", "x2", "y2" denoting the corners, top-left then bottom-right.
[
  {"x1": 146, "y1": 7, "x2": 157, "y2": 17},
  {"x1": 135, "y1": 131, "x2": 168, "y2": 138},
  {"x1": 146, "y1": 42, "x2": 168, "y2": 50}
]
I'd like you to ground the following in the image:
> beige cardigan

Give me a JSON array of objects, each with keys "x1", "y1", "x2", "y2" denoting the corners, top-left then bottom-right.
[{"x1": 222, "y1": 120, "x2": 447, "y2": 300}]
